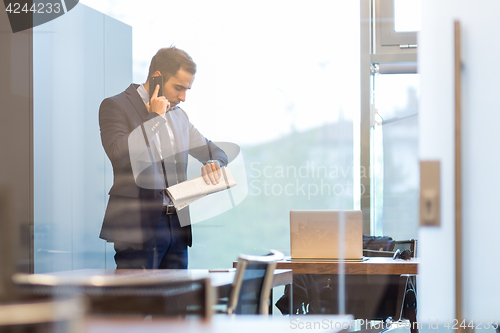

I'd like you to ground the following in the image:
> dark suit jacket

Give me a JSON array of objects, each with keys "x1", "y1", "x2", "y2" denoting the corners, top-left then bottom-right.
[{"x1": 99, "y1": 84, "x2": 228, "y2": 246}]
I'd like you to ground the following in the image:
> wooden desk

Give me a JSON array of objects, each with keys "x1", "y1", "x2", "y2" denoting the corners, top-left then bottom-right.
[
  {"x1": 249, "y1": 258, "x2": 418, "y2": 319},
  {"x1": 274, "y1": 257, "x2": 418, "y2": 275}
]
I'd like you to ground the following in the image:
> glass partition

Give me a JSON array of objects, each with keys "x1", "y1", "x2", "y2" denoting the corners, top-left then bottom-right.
[
  {"x1": 27, "y1": 0, "x2": 423, "y2": 322},
  {"x1": 9, "y1": 0, "x2": 498, "y2": 327}
]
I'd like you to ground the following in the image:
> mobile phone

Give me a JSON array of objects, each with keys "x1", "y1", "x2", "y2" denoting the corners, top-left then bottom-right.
[{"x1": 149, "y1": 76, "x2": 163, "y2": 100}]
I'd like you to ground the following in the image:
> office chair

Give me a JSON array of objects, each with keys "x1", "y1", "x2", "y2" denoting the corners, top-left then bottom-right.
[
  {"x1": 226, "y1": 250, "x2": 284, "y2": 315},
  {"x1": 389, "y1": 239, "x2": 418, "y2": 333},
  {"x1": 360, "y1": 239, "x2": 418, "y2": 333}
]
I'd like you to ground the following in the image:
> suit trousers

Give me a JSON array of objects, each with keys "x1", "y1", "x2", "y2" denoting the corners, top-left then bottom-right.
[{"x1": 114, "y1": 212, "x2": 189, "y2": 269}]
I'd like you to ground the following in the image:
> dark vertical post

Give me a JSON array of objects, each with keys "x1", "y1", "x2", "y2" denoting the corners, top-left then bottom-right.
[
  {"x1": 0, "y1": 5, "x2": 34, "y2": 274},
  {"x1": 0, "y1": 189, "x2": 17, "y2": 302}
]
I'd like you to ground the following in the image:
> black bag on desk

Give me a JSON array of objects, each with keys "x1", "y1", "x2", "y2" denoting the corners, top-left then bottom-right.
[{"x1": 363, "y1": 235, "x2": 393, "y2": 251}]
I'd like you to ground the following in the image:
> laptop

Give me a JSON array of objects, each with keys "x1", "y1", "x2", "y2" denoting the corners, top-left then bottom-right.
[{"x1": 289, "y1": 210, "x2": 363, "y2": 261}]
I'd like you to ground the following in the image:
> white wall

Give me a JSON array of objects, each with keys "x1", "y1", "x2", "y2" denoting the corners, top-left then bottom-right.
[{"x1": 419, "y1": 0, "x2": 500, "y2": 322}]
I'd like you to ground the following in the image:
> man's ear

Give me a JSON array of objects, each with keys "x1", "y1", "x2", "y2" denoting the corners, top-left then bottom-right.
[{"x1": 153, "y1": 71, "x2": 162, "y2": 77}]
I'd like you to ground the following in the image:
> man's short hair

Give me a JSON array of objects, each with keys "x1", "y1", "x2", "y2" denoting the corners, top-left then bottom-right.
[{"x1": 147, "y1": 47, "x2": 196, "y2": 81}]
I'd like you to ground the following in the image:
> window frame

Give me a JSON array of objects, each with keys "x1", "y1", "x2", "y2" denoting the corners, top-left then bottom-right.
[{"x1": 371, "y1": 0, "x2": 417, "y2": 63}]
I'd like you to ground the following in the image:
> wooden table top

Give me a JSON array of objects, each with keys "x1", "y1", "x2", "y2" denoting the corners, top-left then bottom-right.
[
  {"x1": 13, "y1": 268, "x2": 292, "y2": 290},
  {"x1": 273, "y1": 257, "x2": 418, "y2": 275}
]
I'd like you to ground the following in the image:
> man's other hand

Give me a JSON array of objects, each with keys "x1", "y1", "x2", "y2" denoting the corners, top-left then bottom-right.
[
  {"x1": 202, "y1": 160, "x2": 221, "y2": 185},
  {"x1": 146, "y1": 84, "x2": 170, "y2": 116}
]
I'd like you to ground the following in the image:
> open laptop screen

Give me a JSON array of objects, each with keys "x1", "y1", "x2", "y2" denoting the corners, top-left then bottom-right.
[{"x1": 290, "y1": 210, "x2": 363, "y2": 260}]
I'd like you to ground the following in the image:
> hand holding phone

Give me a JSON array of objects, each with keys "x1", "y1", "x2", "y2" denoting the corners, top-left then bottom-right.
[
  {"x1": 149, "y1": 76, "x2": 164, "y2": 99},
  {"x1": 147, "y1": 76, "x2": 170, "y2": 116}
]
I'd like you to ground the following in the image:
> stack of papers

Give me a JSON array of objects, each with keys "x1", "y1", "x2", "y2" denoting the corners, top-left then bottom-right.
[{"x1": 167, "y1": 166, "x2": 236, "y2": 210}]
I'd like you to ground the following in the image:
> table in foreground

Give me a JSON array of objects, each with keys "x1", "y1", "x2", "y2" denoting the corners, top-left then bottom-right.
[
  {"x1": 13, "y1": 269, "x2": 293, "y2": 315},
  {"x1": 13, "y1": 268, "x2": 292, "y2": 294},
  {"x1": 85, "y1": 314, "x2": 354, "y2": 333}
]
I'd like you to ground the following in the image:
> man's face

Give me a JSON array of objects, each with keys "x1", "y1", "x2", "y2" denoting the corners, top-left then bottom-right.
[{"x1": 163, "y1": 68, "x2": 194, "y2": 107}]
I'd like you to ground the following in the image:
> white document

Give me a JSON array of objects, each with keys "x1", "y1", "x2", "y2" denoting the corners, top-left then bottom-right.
[{"x1": 167, "y1": 166, "x2": 237, "y2": 210}]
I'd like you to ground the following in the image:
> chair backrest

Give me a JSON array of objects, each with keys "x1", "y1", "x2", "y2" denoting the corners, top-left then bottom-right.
[
  {"x1": 227, "y1": 250, "x2": 284, "y2": 315},
  {"x1": 363, "y1": 238, "x2": 417, "y2": 258}
]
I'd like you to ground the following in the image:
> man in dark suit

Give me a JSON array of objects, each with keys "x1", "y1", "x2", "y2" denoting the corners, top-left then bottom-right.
[{"x1": 99, "y1": 47, "x2": 228, "y2": 269}]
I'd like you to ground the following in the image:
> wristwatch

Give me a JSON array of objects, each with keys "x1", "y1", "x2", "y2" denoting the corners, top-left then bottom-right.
[{"x1": 206, "y1": 160, "x2": 220, "y2": 166}]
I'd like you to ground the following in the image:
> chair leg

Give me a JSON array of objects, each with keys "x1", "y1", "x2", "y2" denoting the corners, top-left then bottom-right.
[
  {"x1": 402, "y1": 288, "x2": 417, "y2": 333},
  {"x1": 268, "y1": 288, "x2": 273, "y2": 315}
]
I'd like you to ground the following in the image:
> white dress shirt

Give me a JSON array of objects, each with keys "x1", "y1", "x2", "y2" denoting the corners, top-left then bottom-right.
[{"x1": 137, "y1": 84, "x2": 175, "y2": 205}]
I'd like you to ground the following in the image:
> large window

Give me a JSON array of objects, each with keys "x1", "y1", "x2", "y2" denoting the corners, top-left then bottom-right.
[
  {"x1": 368, "y1": 0, "x2": 420, "y2": 240},
  {"x1": 394, "y1": 0, "x2": 421, "y2": 32},
  {"x1": 32, "y1": 0, "x2": 421, "y2": 271},
  {"x1": 33, "y1": 0, "x2": 361, "y2": 270}
]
